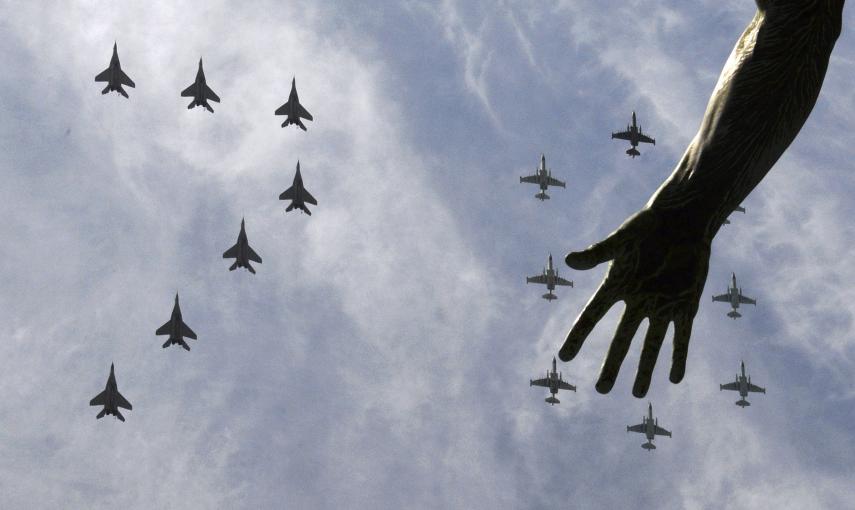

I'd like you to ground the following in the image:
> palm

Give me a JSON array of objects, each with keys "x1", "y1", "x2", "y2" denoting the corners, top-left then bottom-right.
[{"x1": 559, "y1": 207, "x2": 711, "y2": 397}]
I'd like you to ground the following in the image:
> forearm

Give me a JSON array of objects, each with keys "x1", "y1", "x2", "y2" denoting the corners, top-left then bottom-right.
[{"x1": 647, "y1": 1, "x2": 843, "y2": 237}]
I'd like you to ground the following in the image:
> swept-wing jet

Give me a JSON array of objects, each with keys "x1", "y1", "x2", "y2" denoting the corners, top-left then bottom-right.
[
  {"x1": 180, "y1": 58, "x2": 220, "y2": 112},
  {"x1": 89, "y1": 363, "x2": 132, "y2": 422},
  {"x1": 155, "y1": 294, "x2": 198, "y2": 351},
  {"x1": 94, "y1": 42, "x2": 135, "y2": 98},
  {"x1": 712, "y1": 272, "x2": 756, "y2": 318},
  {"x1": 275, "y1": 77, "x2": 313, "y2": 130},
  {"x1": 627, "y1": 403, "x2": 671, "y2": 451},
  {"x1": 720, "y1": 360, "x2": 765, "y2": 407},
  {"x1": 279, "y1": 161, "x2": 317, "y2": 215},
  {"x1": 223, "y1": 218, "x2": 262, "y2": 274},
  {"x1": 723, "y1": 205, "x2": 746, "y2": 225},
  {"x1": 519, "y1": 154, "x2": 565, "y2": 201},
  {"x1": 611, "y1": 111, "x2": 655, "y2": 158},
  {"x1": 526, "y1": 254, "x2": 573, "y2": 301},
  {"x1": 530, "y1": 357, "x2": 576, "y2": 405}
]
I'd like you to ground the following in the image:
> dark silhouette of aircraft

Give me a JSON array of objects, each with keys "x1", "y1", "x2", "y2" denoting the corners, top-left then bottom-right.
[
  {"x1": 94, "y1": 42, "x2": 135, "y2": 98},
  {"x1": 275, "y1": 78, "x2": 313, "y2": 130},
  {"x1": 627, "y1": 403, "x2": 671, "y2": 450},
  {"x1": 181, "y1": 58, "x2": 220, "y2": 112},
  {"x1": 223, "y1": 218, "x2": 262, "y2": 273},
  {"x1": 720, "y1": 361, "x2": 766, "y2": 407},
  {"x1": 611, "y1": 111, "x2": 655, "y2": 157},
  {"x1": 530, "y1": 357, "x2": 576, "y2": 405},
  {"x1": 155, "y1": 294, "x2": 198, "y2": 351},
  {"x1": 280, "y1": 161, "x2": 317, "y2": 215},
  {"x1": 90, "y1": 363, "x2": 132, "y2": 422}
]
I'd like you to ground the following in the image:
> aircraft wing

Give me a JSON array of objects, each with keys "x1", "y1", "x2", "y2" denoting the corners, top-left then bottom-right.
[
  {"x1": 181, "y1": 321, "x2": 197, "y2": 340},
  {"x1": 653, "y1": 424, "x2": 671, "y2": 437},
  {"x1": 297, "y1": 103, "x2": 313, "y2": 120},
  {"x1": 274, "y1": 100, "x2": 292, "y2": 115},
  {"x1": 204, "y1": 84, "x2": 220, "y2": 103},
  {"x1": 279, "y1": 186, "x2": 295, "y2": 201},
  {"x1": 180, "y1": 83, "x2": 195, "y2": 97},
  {"x1": 738, "y1": 294, "x2": 756, "y2": 305},
  {"x1": 627, "y1": 423, "x2": 645, "y2": 434},
  {"x1": 89, "y1": 390, "x2": 106, "y2": 407},
  {"x1": 557, "y1": 381, "x2": 576, "y2": 391},
  {"x1": 555, "y1": 277, "x2": 573, "y2": 287},
  {"x1": 302, "y1": 189, "x2": 317, "y2": 206},
  {"x1": 519, "y1": 174, "x2": 539, "y2": 184},
  {"x1": 526, "y1": 275, "x2": 547, "y2": 285},
  {"x1": 530, "y1": 378, "x2": 550, "y2": 388},
  {"x1": 720, "y1": 382, "x2": 739, "y2": 392},
  {"x1": 155, "y1": 320, "x2": 173, "y2": 336},
  {"x1": 247, "y1": 246, "x2": 262, "y2": 264},
  {"x1": 611, "y1": 130, "x2": 632, "y2": 141},
  {"x1": 638, "y1": 133, "x2": 655, "y2": 144},
  {"x1": 223, "y1": 244, "x2": 239, "y2": 259},
  {"x1": 546, "y1": 176, "x2": 566, "y2": 188},
  {"x1": 94, "y1": 68, "x2": 110, "y2": 82},
  {"x1": 747, "y1": 383, "x2": 765, "y2": 393},
  {"x1": 712, "y1": 294, "x2": 730, "y2": 302},
  {"x1": 115, "y1": 391, "x2": 132, "y2": 410},
  {"x1": 118, "y1": 69, "x2": 135, "y2": 88}
]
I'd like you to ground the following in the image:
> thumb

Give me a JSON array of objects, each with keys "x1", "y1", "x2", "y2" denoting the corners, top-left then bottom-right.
[{"x1": 565, "y1": 209, "x2": 657, "y2": 270}]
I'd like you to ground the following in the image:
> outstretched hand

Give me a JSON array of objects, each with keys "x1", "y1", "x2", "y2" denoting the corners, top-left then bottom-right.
[{"x1": 560, "y1": 207, "x2": 711, "y2": 398}]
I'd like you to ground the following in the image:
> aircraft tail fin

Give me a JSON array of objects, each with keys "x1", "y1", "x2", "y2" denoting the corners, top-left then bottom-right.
[
  {"x1": 247, "y1": 264, "x2": 256, "y2": 275},
  {"x1": 545, "y1": 396, "x2": 560, "y2": 405},
  {"x1": 96, "y1": 409, "x2": 107, "y2": 419},
  {"x1": 542, "y1": 292, "x2": 557, "y2": 301},
  {"x1": 229, "y1": 261, "x2": 239, "y2": 271},
  {"x1": 727, "y1": 310, "x2": 742, "y2": 319},
  {"x1": 736, "y1": 399, "x2": 751, "y2": 408},
  {"x1": 626, "y1": 147, "x2": 640, "y2": 158},
  {"x1": 642, "y1": 442, "x2": 656, "y2": 451},
  {"x1": 115, "y1": 410, "x2": 126, "y2": 422},
  {"x1": 535, "y1": 192, "x2": 550, "y2": 200},
  {"x1": 285, "y1": 203, "x2": 295, "y2": 212},
  {"x1": 117, "y1": 86, "x2": 129, "y2": 99},
  {"x1": 101, "y1": 85, "x2": 110, "y2": 95},
  {"x1": 187, "y1": 99, "x2": 196, "y2": 109},
  {"x1": 162, "y1": 338, "x2": 172, "y2": 349}
]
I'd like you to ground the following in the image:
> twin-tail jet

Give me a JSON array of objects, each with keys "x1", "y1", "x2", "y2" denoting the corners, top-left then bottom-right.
[
  {"x1": 519, "y1": 154, "x2": 565, "y2": 201},
  {"x1": 720, "y1": 361, "x2": 765, "y2": 407},
  {"x1": 181, "y1": 58, "x2": 220, "y2": 112},
  {"x1": 275, "y1": 77, "x2": 313, "y2": 131},
  {"x1": 279, "y1": 161, "x2": 317, "y2": 215},
  {"x1": 626, "y1": 403, "x2": 671, "y2": 451},
  {"x1": 611, "y1": 111, "x2": 655, "y2": 158},
  {"x1": 155, "y1": 294, "x2": 198, "y2": 351},
  {"x1": 712, "y1": 272, "x2": 756, "y2": 319},
  {"x1": 530, "y1": 357, "x2": 576, "y2": 405},
  {"x1": 526, "y1": 254, "x2": 573, "y2": 301},
  {"x1": 89, "y1": 363, "x2": 132, "y2": 422},
  {"x1": 94, "y1": 42, "x2": 135, "y2": 98},
  {"x1": 223, "y1": 218, "x2": 262, "y2": 274}
]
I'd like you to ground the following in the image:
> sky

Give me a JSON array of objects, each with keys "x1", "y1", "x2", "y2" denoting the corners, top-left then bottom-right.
[{"x1": 1, "y1": 1, "x2": 854, "y2": 508}]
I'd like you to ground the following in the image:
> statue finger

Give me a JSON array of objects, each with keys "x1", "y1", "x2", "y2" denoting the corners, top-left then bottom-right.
[
  {"x1": 632, "y1": 318, "x2": 669, "y2": 398},
  {"x1": 558, "y1": 281, "x2": 617, "y2": 362},
  {"x1": 595, "y1": 305, "x2": 644, "y2": 394}
]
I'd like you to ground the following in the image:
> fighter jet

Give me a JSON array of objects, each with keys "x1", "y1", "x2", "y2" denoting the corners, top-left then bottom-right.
[
  {"x1": 94, "y1": 42, "x2": 135, "y2": 98},
  {"x1": 526, "y1": 254, "x2": 573, "y2": 301},
  {"x1": 720, "y1": 360, "x2": 765, "y2": 407},
  {"x1": 722, "y1": 205, "x2": 746, "y2": 225},
  {"x1": 611, "y1": 111, "x2": 655, "y2": 158},
  {"x1": 279, "y1": 161, "x2": 317, "y2": 215},
  {"x1": 519, "y1": 154, "x2": 566, "y2": 201},
  {"x1": 155, "y1": 294, "x2": 198, "y2": 351},
  {"x1": 223, "y1": 218, "x2": 262, "y2": 274},
  {"x1": 180, "y1": 58, "x2": 220, "y2": 113},
  {"x1": 275, "y1": 77, "x2": 313, "y2": 130},
  {"x1": 712, "y1": 272, "x2": 756, "y2": 319},
  {"x1": 530, "y1": 357, "x2": 576, "y2": 405},
  {"x1": 627, "y1": 403, "x2": 671, "y2": 451},
  {"x1": 89, "y1": 363, "x2": 132, "y2": 422}
]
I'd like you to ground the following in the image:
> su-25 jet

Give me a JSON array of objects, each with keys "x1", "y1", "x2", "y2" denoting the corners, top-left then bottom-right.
[
  {"x1": 611, "y1": 111, "x2": 655, "y2": 158},
  {"x1": 526, "y1": 254, "x2": 573, "y2": 301},
  {"x1": 723, "y1": 205, "x2": 746, "y2": 225},
  {"x1": 155, "y1": 294, "x2": 198, "y2": 351},
  {"x1": 530, "y1": 357, "x2": 576, "y2": 405},
  {"x1": 223, "y1": 218, "x2": 262, "y2": 274},
  {"x1": 181, "y1": 58, "x2": 220, "y2": 112},
  {"x1": 280, "y1": 161, "x2": 317, "y2": 215},
  {"x1": 519, "y1": 154, "x2": 565, "y2": 201},
  {"x1": 627, "y1": 403, "x2": 671, "y2": 451},
  {"x1": 275, "y1": 77, "x2": 313, "y2": 131},
  {"x1": 720, "y1": 361, "x2": 765, "y2": 407},
  {"x1": 94, "y1": 42, "x2": 135, "y2": 98},
  {"x1": 89, "y1": 363, "x2": 132, "y2": 422},
  {"x1": 712, "y1": 272, "x2": 756, "y2": 319}
]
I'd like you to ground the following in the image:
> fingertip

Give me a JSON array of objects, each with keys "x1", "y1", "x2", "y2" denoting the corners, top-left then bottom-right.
[
  {"x1": 557, "y1": 347, "x2": 574, "y2": 362},
  {"x1": 565, "y1": 250, "x2": 600, "y2": 270},
  {"x1": 595, "y1": 379, "x2": 613, "y2": 394},
  {"x1": 632, "y1": 379, "x2": 649, "y2": 398},
  {"x1": 669, "y1": 367, "x2": 685, "y2": 384}
]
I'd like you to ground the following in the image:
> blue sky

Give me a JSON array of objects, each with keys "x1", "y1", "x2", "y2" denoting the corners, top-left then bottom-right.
[{"x1": 1, "y1": 1, "x2": 854, "y2": 508}]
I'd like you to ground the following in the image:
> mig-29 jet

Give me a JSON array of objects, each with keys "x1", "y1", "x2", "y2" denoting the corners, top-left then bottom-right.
[
  {"x1": 89, "y1": 363, "x2": 132, "y2": 422},
  {"x1": 530, "y1": 357, "x2": 576, "y2": 405},
  {"x1": 526, "y1": 254, "x2": 573, "y2": 301},
  {"x1": 611, "y1": 111, "x2": 655, "y2": 158},
  {"x1": 181, "y1": 58, "x2": 220, "y2": 112},
  {"x1": 155, "y1": 294, "x2": 198, "y2": 351},
  {"x1": 712, "y1": 272, "x2": 756, "y2": 319},
  {"x1": 279, "y1": 161, "x2": 317, "y2": 215},
  {"x1": 94, "y1": 42, "x2": 135, "y2": 98},
  {"x1": 275, "y1": 77, "x2": 313, "y2": 131},
  {"x1": 720, "y1": 361, "x2": 765, "y2": 407},
  {"x1": 519, "y1": 154, "x2": 565, "y2": 200},
  {"x1": 627, "y1": 403, "x2": 671, "y2": 451},
  {"x1": 223, "y1": 218, "x2": 262, "y2": 274}
]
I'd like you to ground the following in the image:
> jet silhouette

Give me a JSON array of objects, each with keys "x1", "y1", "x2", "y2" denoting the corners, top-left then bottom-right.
[
  {"x1": 519, "y1": 154, "x2": 566, "y2": 201},
  {"x1": 720, "y1": 361, "x2": 766, "y2": 407},
  {"x1": 279, "y1": 161, "x2": 317, "y2": 215},
  {"x1": 611, "y1": 111, "x2": 655, "y2": 158},
  {"x1": 275, "y1": 77, "x2": 313, "y2": 130},
  {"x1": 89, "y1": 363, "x2": 132, "y2": 422},
  {"x1": 155, "y1": 294, "x2": 198, "y2": 351},
  {"x1": 626, "y1": 403, "x2": 671, "y2": 451},
  {"x1": 181, "y1": 58, "x2": 220, "y2": 112},
  {"x1": 223, "y1": 218, "x2": 262, "y2": 274},
  {"x1": 526, "y1": 254, "x2": 573, "y2": 301},
  {"x1": 94, "y1": 42, "x2": 135, "y2": 98},
  {"x1": 530, "y1": 357, "x2": 576, "y2": 405}
]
